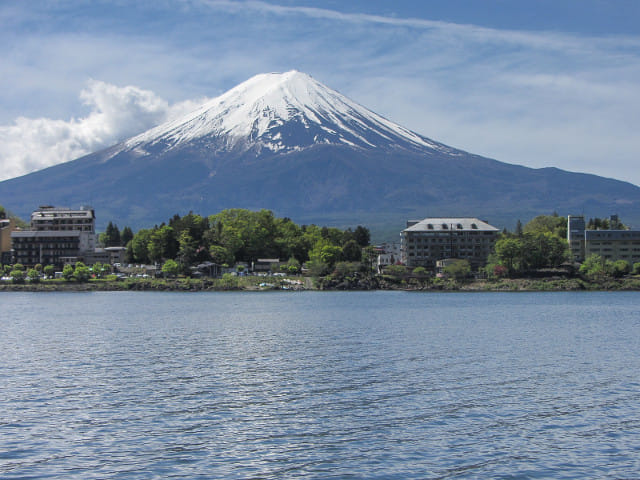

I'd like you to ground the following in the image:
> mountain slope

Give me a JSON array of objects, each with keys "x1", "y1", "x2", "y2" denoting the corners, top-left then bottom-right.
[
  {"x1": 121, "y1": 70, "x2": 445, "y2": 155},
  {"x1": 1, "y1": 70, "x2": 640, "y2": 236}
]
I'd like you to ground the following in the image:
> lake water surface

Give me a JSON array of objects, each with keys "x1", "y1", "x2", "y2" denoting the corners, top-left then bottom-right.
[{"x1": 1, "y1": 291, "x2": 639, "y2": 479}]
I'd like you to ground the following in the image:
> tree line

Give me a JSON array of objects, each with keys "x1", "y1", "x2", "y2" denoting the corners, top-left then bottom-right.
[{"x1": 123, "y1": 209, "x2": 371, "y2": 275}]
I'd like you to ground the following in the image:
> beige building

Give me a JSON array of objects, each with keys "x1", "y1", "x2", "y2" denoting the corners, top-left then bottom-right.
[
  {"x1": 1, "y1": 217, "x2": 14, "y2": 264},
  {"x1": 401, "y1": 217, "x2": 499, "y2": 270},
  {"x1": 568, "y1": 215, "x2": 640, "y2": 264}
]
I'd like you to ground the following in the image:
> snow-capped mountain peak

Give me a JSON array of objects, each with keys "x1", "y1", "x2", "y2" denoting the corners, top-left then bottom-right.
[{"x1": 124, "y1": 70, "x2": 441, "y2": 155}]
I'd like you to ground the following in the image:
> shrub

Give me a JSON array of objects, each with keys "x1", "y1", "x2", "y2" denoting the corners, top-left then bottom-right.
[
  {"x1": 27, "y1": 269, "x2": 40, "y2": 283},
  {"x1": 332, "y1": 261, "x2": 361, "y2": 278},
  {"x1": 10, "y1": 269, "x2": 25, "y2": 284},
  {"x1": 443, "y1": 259, "x2": 471, "y2": 280},
  {"x1": 162, "y1": 259, "x2": 180, "y2": 277},
  {"x1": 62, "y1": 264, "x2": 75, "y2": 281},
  {"x1": 385, "y1": 265, "x2": 407, "y2": 277},
  {"x1": 412, "y1": 266, "x2": 427, "y2": 276},
  {"x1": 579, "y1": 254, "x2": 613, "y2": 278},
  {"x1": 43, "y1": 265, "x2": 55, "y2": 279},
  {"x1": 493, "y1": 265, "x2": 508, "y2": 278},
  {"x1": 73, "y1": 262, "x2": 91, "y2": 282},
  {"x1": 219, "y1": 273, "x2": 238, "y2": 289},
  {"x1": 612, "y1": 260, "x2": 631, "y2": 278}
]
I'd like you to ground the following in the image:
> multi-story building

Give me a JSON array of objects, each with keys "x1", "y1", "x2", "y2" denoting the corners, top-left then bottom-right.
[
  {"x1": 567, "y1": 215, "x2": 586, "y2": 262},
  {"x1": 30, "y1": 205, "x2": 96, "y2": 234},
  {"x1": 567, "y1": 215, "x2": 640, "y2": 264},
  {"x1": 1, "y1": 217, "x2": 14, "y2": 265},
  {"x1": 11, "y1": 206, "x2": 96, "y2": 267},
  {"x1": 401, "y1": 217, "x2": 499, "y2": 270}
]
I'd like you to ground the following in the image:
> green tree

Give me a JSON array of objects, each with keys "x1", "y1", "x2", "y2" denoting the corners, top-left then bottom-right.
[
  {"x1": 10, "y1": 269, "x2": 25, "y2": 283},
  {"x1": 43, "y1": 265, "x2": 55, "y2": 279},
  {"x1": 515, "y1": 219, "x2": 523, "y2": 237},
  {"x1": 282, "y1": 257, "x2": 301, "y2": 274},
  {"x1": 306, "y1": 258, "x2": 329, "y2": 277},
  {"x1": 332, "y1": 261, "x2": 361, "y2": 278},
  {"x1": 412, "y1": 266, "x2": 427, "y2": 276},
  {"x1": 319, "y1": 245, "x2": 342, "y2": 268},
  {"x1": 177, "y1": 231, "x2": 197, "y2": 270},
  {"x1": 361, "y1": 246, "x2": 378, "y2": 274},
  {"x1": 73, "y1": 262, "x2": 91, "y2": 282},
  {"x1": 27, "y1": 268, "x2": 40, "y2": 283},
  {"x1": 102, "y1": 221, "x2": 121, "y2": 247},
  {"x1": 353, "y1": 226, "x2": 371, "y2": 247},
  {"x1": 443, "y1": 259, "x2": 471, "y2": 280},
  {"x1": 92, "y1": 262, "x2": 106, "y2": 278},
  {"x1": 148, "y1": 225, "x2": 178, "y2": 263},
  {"x1": 587, "y1": 216, "x2": 628, "y2": 230},
  {"x1": 385, "y1": 265, "x2": 407, "y2": 277},
  {"x1": 209, "y1": 245, "x2": 234, "y2": 266},
  {"x1": 121, "y1": 226, "x2": 134, "y2": 246},
  {"x1": 274, "y1": 217, "x2": 308, "y2": 262},
  {"x1": 520, "y1": 232, "x2": 568, "y2": 270},
  {"x1": 13, "y1": 263, "x2": 24, "y2": 272},
  {"x1": 579, "y1": 254, "x2": 613, "y2": 278},
  {"x1": 523, "y1": 214, "x2": 567, "y2": 238},
  {"x1": 62, "y1": 264, "x2": 75, "y2": 281},
  {"x1": 130, "y1": 229, "x2": 152, "y2": 264},
  {"x1": 612, "y1": 260, "x2": 631, "y2": 278},
  {"x1": 162, "y1": 259, "x2": 180, "y2": 277},
  {"x1": 494, "y1": 237, "x2": 522, "y2": 272},
  {"x1": 341, "y1": 239, "x2": 362, "y2": 262},
  {"x1": 633, "y1": 262, "x2": 640, "y2": 275},
  {"x1": 170, "y1": 212, "x2": 208, "y2": 245}
]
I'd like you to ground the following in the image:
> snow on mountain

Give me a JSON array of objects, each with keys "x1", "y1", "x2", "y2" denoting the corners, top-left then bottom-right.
[{"x1": 122, "y1": 70, "x2": 445, "y2": 156}]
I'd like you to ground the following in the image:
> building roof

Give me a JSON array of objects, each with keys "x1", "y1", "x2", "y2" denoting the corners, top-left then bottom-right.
[
  {"x1": 31, "y1": 206, "x2": 95, "y2": 221},
  {"x1": 403, "y1": 217, "x2": 499, "y2": 233}
]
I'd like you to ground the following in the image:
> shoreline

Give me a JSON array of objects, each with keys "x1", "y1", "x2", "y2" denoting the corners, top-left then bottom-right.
[{"x1": 2, "y1": 276, "x2": 640, "y2": 292}]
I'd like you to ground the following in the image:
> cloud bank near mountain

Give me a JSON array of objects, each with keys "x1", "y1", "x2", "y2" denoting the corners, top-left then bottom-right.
[{"x1": 0, "y1": 80, "x2": 208, "y2": 181}]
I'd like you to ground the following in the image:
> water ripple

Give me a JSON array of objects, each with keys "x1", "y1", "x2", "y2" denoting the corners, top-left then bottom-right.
[{"x1": 1, "y1": 291, "x2": 639, "y2": 479}]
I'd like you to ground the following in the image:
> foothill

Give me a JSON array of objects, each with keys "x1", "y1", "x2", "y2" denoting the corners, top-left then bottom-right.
[{"x1": 1, "y1": 203, "x2": 640, "y2": 292}]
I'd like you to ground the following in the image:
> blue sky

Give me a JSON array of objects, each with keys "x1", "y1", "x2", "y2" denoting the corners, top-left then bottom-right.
[{"x1": 2, "y1": 0, "x2": 640, "y2": 186}]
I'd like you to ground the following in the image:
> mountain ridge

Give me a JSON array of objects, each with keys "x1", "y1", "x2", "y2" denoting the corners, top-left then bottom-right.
[{"x1": 1, "y1": 70, "x2": 639, "y2": 238}]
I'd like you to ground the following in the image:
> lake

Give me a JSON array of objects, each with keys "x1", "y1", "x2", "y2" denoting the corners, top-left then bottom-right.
[{"x1": 1, "y1": 291, "x2": 639, "y2": 479}]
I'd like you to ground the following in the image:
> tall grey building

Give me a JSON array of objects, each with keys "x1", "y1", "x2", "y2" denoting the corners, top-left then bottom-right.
[{"x1": 11, "y1": 206, "x2": 96, "y2": 266}]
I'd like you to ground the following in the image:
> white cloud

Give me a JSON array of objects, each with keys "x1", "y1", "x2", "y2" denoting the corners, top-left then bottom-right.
[{"x1": 0, "y1": 81, "x2": 209, "y2": 181}]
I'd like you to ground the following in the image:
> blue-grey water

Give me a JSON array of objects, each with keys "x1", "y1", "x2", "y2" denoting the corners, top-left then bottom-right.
[{"x1": 1, "y1": 291, "x2": 639, "y2": 479}]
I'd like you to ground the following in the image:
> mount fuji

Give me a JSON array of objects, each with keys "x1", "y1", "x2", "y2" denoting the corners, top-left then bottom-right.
[{"x1": 2, "y1": 70, "x2": 640, "y2": 235}]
